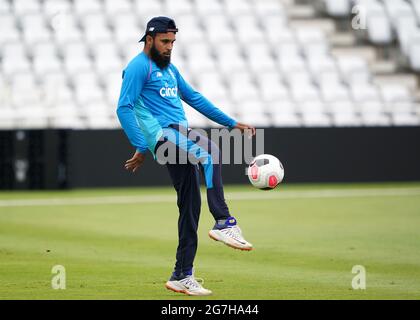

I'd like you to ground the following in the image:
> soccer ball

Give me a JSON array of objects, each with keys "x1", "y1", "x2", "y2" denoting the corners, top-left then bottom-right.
[{"x1": 247, "y1": 154, "x2": 284, "y2": 190}]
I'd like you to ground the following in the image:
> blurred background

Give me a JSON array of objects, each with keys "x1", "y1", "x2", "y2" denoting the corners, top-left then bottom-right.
[{"x1": 1, "y1": 0, "x2": 420, "y2": 189}]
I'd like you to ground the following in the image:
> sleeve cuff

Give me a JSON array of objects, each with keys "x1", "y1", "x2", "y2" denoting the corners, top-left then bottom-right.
[{"x1": 136, "y1": 148, "x2": 148, "y2": 154}]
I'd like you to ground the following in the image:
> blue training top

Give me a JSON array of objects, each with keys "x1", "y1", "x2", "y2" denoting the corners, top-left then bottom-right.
[{"x1": 117, "y1": 51, "x2": 237, "y2": 155}]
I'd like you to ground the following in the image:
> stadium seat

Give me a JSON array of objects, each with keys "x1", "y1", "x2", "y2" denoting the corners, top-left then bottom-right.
[
  {"x1": 336, "y1": 56, "x2": 371, "y2": 84},
  {"x1": 259, "y1": 81, "x2": 290, "y2": 104},
  {"x1": 164, "y1": 0, "x2": 193, "y2": 15},
  {"x1": 233, "y1": 14, "x2": 265, "y2": 44},
  {"x1": 307, "y1": 55, "x2": 338, "y2": 82},
  {"x1": 222, "y1": 0, "x2": 253, "y2": 15},
  {"x1": 246, "y1": 44, "x2": 277, "y2": 73},
  {"x1": 53, "y1": 14, "x2": 83, "y2": 43},
  {"x1": 410, "y1": 0, "x2": 420, "y2": 24},
  {"x1": 365, "y1": 1, "x2": 393, "y2": 45},
  {"x1": 320, "y1": 81, "x2": 351, "y2": 102},
  {"x1": 408, "y1": 32, "x2": 420, "y2": 71},
  {"x1": 104, "y1": 71, "x2": 123, "y2": 107},
  {"x1": 62, "y1": 42, "x2": 93, "y2": 74},
  {"x1": 214, "y1": 43, "x2": 247, "y2": 76},
  {"x1": 91, "y1": 42, "x2": 123, "y2": 76},
  {"x1": 193, "y1": 0, "x2": 223, "y2": 16},
  {"x1": 250, "y1": 0, "x2": 287, "y2": 17},
  {"x1": 392, "y1": 112, "x2": 420, "y2": 126},
  {"x1": 72, "y1": 73, "x2": 104, "y2": 105},
  {"x1": 0, "y1": 107, "x2": 18, "y2": 129},
  {"x1": 0, "y1": 14, "x2": 20, "y2": 44},
  {"x1": 229, "y1": 72, "x2": 260, "y2": 103},
  {"x1": 103, "y1": 0, "x2": 132, "y2": 15},
  {"x1": 13, "y1": 0, "x2": 41, "y2": 15},
  {"x1": 73, "y1": 0, "x2": 102, "y2": 15},
  {"x1": 379, "y1": 84, "x2": 412, "y2": 104},
  {"x1": 350, "y1": 84, "x2": 381, "y2": 102},
  {"x1": 0, "y1": 0, "x2": 10, "y2": 14},
  {"x1": 134, "y1": 0, "x2": 164, "y2": 18},
  {"x1": 196, "y1": 72, "x2": 229, "y2": 101},
  {"x1": 20, "y1": 14, "x2": 51, "y2": 44},
  {"x1": 81, "y1": 13, "x2": 113, "y2": 43},
  {"x1": 185, "y1": 43, "x2": 216, "y2": 74},
  {"x1": 322, "y1": 0, "x2": 351, "y2": 17},
  {"x1": 112, "y1": 12, "x2": 142, "y2": 45},
  {"x1": 16, "y1": 106, "x2": 50, "y2": 129},
  {"x1": 204, "y1": 14, "x2": 235, "y2": 44},
  {"x1": 1, "y1": 43, "x2": 31, "y2": 76},
  {"x1": 174, "y1": 15, "x2": 204, "y2": 45},
  {"x1": 43, "y1": 0, "x2": 72, "y2": 17}
]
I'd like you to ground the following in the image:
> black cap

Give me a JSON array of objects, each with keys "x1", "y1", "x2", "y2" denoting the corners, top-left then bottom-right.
[{"x1": 139, "y1": 16, "x2": 178, "y2": 42}]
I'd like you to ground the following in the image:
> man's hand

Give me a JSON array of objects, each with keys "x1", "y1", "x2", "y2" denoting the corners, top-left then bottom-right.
[
  {"x1": 234, "y1": 122, "x2": 256, "y2": 137},
  {"x1": 124, "y1": 151, "x2": 146, "y2": 173}
]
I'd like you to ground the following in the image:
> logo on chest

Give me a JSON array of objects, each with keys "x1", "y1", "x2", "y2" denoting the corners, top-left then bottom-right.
[{"x1": 160, "y1": 82, "x2": 178, "y2": 98}]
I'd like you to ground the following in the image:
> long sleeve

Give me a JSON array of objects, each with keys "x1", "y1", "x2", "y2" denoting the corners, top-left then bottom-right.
[
  {"x1": 117, "y1": 57, "x2": 149, "y2": 154},
  {"x1": 173, "y1": 66, "x2": 237, "y2": 128}
]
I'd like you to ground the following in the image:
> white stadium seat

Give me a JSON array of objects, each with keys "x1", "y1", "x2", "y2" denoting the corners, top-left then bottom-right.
[
  {"x1": 20, "y1": 14, "x2": 51, "y2": 44},
  {"x1": 81, "y1": 13, "x2": 113, "y2": 43},
  {"x1": 134, "y1": 0, "x2": 164, "y2": 18},
  {"x1": 13, "y1": 0, "x2": 41, "y2": 15},
  {"x1": 41, "y1": 73, "x2": 74, "y2": 107},
  {"x1": 73, "y1": 0, "x2": 102, "y2": 15},
  {"x1": 174, "y1": 15, "x2": 204, "y2": 45},
  {"x1": 336, "y1": 56, "x2": 371, "y2": 84},
  {"x1": 0, "y1": 15, "x2": 20, "y2": 44},
  {"x1": 365, "y1": 1, "x2": 393, "y2": 45},
  {"x1": 32, "y1": 42, "x2": 62, "y2": 76},
  {"x1": 194, "y1": 0, "x2": 223, "y2": 16},
  {"x1": 250, "y1": 0, "x2": 287, "y2": 17},
  {"x1": 103, "y1": 0, "x2": 132, "y2": 15},
  {"x1": 92, "y1": 42, "x2": 123, "y2": 75},
  {"x1": 323, "y1": 0, "x2": 351, "y2": 17},
  {"x1": 104, "y1": 71, "x2": 123, "y2": 107},
  {"x1": 113, "y1": 12, "x2": 142, "y2": 44},
  {"x1": 0, "y1": 0, "x2": 10, "y2": 14},
  {"x1": 72, "y1": 73, "x2": 104, "y2": 105},
  {"x1": 1, "y1": 43, "x2": 31, "y2": 76},
  {"x1": 204, "y1": 14, "x2": 235, "y2": 44},
  {"x1": 233, "y1": 15, "x2": 265, "y2": 44},
  {"x1": 222, "y1": 0, "x2": 253, "y2": 15},
  {"x1": 196, "y1": 72, "x2": 229, "y2": 101},
  {"x1": 164, "y1": 0, "x2": 193, "y2": 15},
  {"x1": 53, "y1": 14, "x2": 83, "y2": 43},
  {"x1": 408, "y1": 32, "x2": 420, "y2": 71},
  {"x1": 43, "y1": 0, "x2": 72, "y2": 17}
]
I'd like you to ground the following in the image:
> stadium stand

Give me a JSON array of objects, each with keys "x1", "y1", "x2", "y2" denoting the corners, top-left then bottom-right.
[{"x1": 0, "y1": 0, "x2": 419, "y2": 129}]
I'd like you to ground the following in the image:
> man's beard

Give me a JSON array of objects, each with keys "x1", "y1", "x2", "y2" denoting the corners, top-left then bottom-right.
[{"x1": 150, "y1": 45, "x2": 171, "y2": 69}]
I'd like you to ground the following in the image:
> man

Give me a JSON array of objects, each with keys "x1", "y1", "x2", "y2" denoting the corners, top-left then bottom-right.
[{"x1": 117, "y1": 16, "x2": 255, "y2": 296}]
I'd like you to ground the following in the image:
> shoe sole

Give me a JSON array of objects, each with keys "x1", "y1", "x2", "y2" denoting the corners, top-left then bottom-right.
[
  {"x1": 208, "y1": 231, "x2": 253, "y2": 251},
  {"x1": 165, "y1": 283, "x2": 212, "y2": 296}
]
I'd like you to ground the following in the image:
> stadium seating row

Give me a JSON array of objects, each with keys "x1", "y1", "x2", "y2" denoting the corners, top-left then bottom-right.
[{"x1": 0, "y1": 0, "x2": 419, "y2": 129}]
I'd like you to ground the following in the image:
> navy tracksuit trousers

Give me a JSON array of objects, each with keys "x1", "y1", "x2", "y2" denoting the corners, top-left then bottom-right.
[{"x1": 154, "y1": 124, "x2": 231, "y2": 277}]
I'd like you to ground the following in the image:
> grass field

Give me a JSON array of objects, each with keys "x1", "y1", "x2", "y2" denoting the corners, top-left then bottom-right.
[{"x1": 0, "y1": 182, "x2": 419, "y2": 300}]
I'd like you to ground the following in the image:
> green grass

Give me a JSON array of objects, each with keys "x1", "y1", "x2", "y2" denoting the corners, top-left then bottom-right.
[{"x1": 0, "y1": 182, "x2": 420, "y2": 300}]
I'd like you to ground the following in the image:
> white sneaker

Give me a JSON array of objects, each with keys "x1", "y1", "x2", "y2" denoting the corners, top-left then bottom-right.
[
  {"x1": 165, "y1": 275, "x2": 212, "y2": 296},
  {"x1": 209, "y1": 218, "x2": 253, "y2": 251}
]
